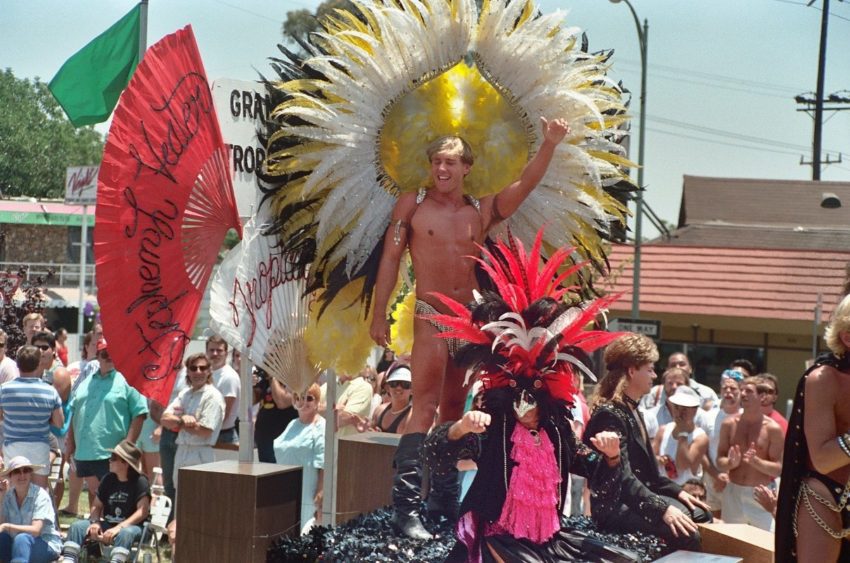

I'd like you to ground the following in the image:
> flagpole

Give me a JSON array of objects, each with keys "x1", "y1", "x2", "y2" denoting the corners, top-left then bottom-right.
[
  {"x1": 76, "y1": 205, "x2": 88, "y2": 351},
  {"x1": 139, "y1": 0, "x2": 148, "y2": 57}
]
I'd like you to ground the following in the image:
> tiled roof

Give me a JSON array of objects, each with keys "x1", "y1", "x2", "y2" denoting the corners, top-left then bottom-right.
[{"x1": 604, "y1": 244, "x2": 849, "y2": 322}]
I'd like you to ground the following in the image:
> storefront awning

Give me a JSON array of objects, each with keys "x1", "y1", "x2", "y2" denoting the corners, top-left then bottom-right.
[{"x1": 0, "y1": 201, "x2": 95, "y2": 227}]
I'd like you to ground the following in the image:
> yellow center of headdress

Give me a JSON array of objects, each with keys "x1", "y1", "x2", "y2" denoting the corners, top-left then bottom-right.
[{"x1": 378, "y1": 59, "x2": 531, "y2": 198}]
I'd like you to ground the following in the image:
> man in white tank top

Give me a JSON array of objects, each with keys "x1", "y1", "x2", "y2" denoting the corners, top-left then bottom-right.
[{"x1": 653, "y1": 386, "x2": 709, "y2": 486}]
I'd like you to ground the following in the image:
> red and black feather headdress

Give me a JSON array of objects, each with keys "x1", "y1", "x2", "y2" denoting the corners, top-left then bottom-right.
[{"x1": 422, "y1": 228, "x2": 623, "y2": 403}]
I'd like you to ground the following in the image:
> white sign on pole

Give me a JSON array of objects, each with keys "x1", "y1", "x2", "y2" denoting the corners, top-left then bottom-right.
[
  {"x1": 211, "y1": 78, "x2": 269, "y2": 220},
  {"x1": 64, "y1": 166, "x2": 99, "y2": 205},
  {"x1": 609, "y1": 317, "x2": 662, "y2": 339}
]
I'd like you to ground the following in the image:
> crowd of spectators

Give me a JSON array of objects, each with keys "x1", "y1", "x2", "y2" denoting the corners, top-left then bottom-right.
[{"x1": 0, "y1": 307, "x2": 798, "y2": 560}]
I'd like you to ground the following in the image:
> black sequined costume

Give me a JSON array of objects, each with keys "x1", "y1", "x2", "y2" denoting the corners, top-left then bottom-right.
[
  {"x1": 584, "y1": 400, "x2": 710, "y2": 551},
  {"x1": 776, "y1": 353, "x2": 850, "y2": 563},
  {"x1": 425, "y1": 413, "x2": 643, "y2": 562}
]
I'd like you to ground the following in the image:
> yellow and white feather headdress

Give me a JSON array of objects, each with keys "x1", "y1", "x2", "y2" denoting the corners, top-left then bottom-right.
[{"x1": 261, "y1": 0, "x2": 632, "y2": 374}]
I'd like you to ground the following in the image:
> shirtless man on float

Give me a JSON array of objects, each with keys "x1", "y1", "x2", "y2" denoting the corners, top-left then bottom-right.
[
  {"x1": 370, "y1": 117, "x2": 570, "y2": 539},
  {"x1": 716, "y1": 376, "x2": 783, "y2": 531}
]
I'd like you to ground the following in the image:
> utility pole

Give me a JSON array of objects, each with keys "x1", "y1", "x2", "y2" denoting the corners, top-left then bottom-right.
[
  {"x1": 797, "y1": 0, "x2": 850, "y2": 178},
  {"x1": 812, "y1": 0, "x2": 829, "y2": 180}
]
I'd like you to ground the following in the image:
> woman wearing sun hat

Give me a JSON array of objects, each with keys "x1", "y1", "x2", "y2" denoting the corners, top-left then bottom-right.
[
  {"x1": 60, "y1": 440, "x2": 150, "y2": 563},
  {"x1": 0, "y1": 456, "x2": 62, "y2": 562}
]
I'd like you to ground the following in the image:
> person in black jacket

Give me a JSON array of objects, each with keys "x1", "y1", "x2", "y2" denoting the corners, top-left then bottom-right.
[{"x1": 585, "y1": 333, "x2": 712, "y2": 552}]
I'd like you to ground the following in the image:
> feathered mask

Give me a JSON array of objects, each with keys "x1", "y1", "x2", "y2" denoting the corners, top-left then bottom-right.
[{"x1": 422, "y1": 228, "x2": 623, "y2": 405}]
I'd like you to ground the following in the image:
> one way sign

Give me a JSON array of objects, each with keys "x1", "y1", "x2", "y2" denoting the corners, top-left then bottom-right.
[{"x1": 609, "y1": 318, "x2": 662, "y2": 340}]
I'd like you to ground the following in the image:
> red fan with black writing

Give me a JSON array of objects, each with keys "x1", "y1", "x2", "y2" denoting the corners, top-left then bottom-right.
[{"x1": 95, "y1": 25, "x2": 241, "y2": 405}]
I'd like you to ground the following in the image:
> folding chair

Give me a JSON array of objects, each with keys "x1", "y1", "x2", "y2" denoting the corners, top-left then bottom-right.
[{"x1": 135, "y1": 492, "x2": 172, "y2": 563}]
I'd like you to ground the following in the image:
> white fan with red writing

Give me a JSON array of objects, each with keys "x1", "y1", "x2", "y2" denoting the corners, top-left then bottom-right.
[{"x1": 209, "y1": 214, "x2": 318, "y2": 394}]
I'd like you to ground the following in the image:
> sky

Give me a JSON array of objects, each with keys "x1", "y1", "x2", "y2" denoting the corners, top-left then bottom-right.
[{"x1": 3, "y1": 0, "x2": 850, "y2": 239}]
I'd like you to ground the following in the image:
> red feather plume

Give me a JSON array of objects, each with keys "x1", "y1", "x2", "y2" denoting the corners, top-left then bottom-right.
[{"x1": 420, "y1": 227, "x2": 625, "y2": 403}]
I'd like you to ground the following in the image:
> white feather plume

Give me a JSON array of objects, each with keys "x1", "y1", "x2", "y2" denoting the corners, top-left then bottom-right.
[{"x1": 210, "y1": 215, "x2": 319, "y2": 394}]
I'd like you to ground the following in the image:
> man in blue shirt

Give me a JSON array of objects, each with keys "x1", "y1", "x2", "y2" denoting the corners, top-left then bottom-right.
[
  {"x1": 0, "y1": 345, "x2": 64, "y2": 489},
  {"x1": 67, "y1": 339, "x2": 148, "y2": 497}
]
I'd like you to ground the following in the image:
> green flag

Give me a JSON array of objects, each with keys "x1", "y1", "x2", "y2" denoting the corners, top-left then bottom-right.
[{"x1": 49, "y1": 4, "x2": 142, "y2": 127}]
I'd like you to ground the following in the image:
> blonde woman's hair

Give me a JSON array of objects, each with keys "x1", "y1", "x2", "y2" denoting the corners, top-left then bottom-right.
[
  {"x1": 591, "y1": 333, "x2": 659, "y2": 410},
  {"x1": 426, "y1": 136, "x2": 474, "y2": 166},
  {"x1": 825, "y1": 293, "x2": 850, "y2": 356},
  {"x1": 306, "y1": 383, "x2": 321, "y2": 400}
]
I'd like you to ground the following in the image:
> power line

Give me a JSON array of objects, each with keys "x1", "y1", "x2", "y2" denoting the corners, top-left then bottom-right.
[
  {"x1": 646, "y1": 126, "x2": 809, "y2": 156},
  {"x1": 614, "y1": 66, "x2": 796, "y2": 100},
  {"x1": 615, "y1": 59, "x2": 803, "y2": 95},
  {"x1": 645, "y1": 114, "x2": 844, "y2": 153},
  {"x1": 766, "y1": 0, "x2": 850, "y2": 21}
]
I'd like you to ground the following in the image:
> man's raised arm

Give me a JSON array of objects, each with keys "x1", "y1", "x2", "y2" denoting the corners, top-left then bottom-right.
[{"x1": 490, "y1": 116, "x2": 571, "y2": 223}]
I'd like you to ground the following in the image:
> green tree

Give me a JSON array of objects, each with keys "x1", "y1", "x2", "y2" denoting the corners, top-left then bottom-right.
[
  {"x1": 281, "y1": 0, "x2": 356, "y2": 47},
  {"x1": 0, "y1": 68, "x2": 103, "y2": 199}
]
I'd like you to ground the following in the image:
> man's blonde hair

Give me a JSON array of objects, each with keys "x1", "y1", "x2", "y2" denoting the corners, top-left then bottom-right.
[
  {"x1": 825, "y1": 293, "x2": 850, "y2": 356},
  {"x1": 426, "y1": 136, "x2": 474, "y2": 165}
]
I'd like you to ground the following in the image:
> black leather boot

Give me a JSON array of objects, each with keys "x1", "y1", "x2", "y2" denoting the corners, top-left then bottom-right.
[
  {"x1": 391, "y1": 432, "x2": 433, "y2": 540},
  {"x1": 426, "y1": 463, "x2": 460, "y2": 524}
]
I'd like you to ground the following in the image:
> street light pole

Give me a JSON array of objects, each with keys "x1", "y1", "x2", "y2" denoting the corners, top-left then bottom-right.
[{"x1": 610, "y1": 0, "x2": 648, "y2": 319}]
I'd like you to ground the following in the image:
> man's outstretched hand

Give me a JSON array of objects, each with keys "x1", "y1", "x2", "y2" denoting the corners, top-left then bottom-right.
[{"x1": 540, "y1": 116, "x2": 571, "y2": 144}]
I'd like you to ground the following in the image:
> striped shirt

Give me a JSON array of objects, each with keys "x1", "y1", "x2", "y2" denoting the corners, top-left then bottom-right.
[{"x1": 0, "y1": 377, "x2": 62, "y2": 444}]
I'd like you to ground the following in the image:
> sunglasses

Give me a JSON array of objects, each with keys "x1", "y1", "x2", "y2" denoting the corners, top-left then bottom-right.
[
  {"x1": 188, "y1": 364, "x2": 210, "y2": 372},
  {"x1": 10, "y1": 467, "x2": 33, "y2": 476},
  {"x1": 34, "y1": 343, "x2": 51, "y2": 351},
  {"x1": 304, "y1": 395, "x2": 317, "y2": 403},
  {"x1": 388, "y1": 381, "x2": 411, "y2": 390}
]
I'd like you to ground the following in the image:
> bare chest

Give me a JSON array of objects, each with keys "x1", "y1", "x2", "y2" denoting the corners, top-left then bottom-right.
[
  {"x1": 409, "y1": 200, "x2": 484, "y2": 248},
  {"x1": 731, "y1": 418, "x2": 771, "y2": 454}
]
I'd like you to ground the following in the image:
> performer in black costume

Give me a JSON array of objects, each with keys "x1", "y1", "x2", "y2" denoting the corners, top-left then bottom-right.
[{"x1": 777, "y1": 293, "x2": 850, "y2": 563}]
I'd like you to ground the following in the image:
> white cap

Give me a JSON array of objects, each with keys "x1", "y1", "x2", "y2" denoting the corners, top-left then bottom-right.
[
  {"x1": 668, "y1": 385, "x2": 701, "y2": 408},
  {"x1": 386, "y1": 366, "x2": 412, "y2": 383}
]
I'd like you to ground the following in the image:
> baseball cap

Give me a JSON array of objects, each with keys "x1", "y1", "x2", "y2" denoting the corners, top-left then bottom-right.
[{"x1": 668, "y1": 385, "x2": 701, "y2": 408}]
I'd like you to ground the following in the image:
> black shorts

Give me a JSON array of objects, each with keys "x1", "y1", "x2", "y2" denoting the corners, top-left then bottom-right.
[{"x1": 75, "y1": 458, "x2": 110, "y2": 480}]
